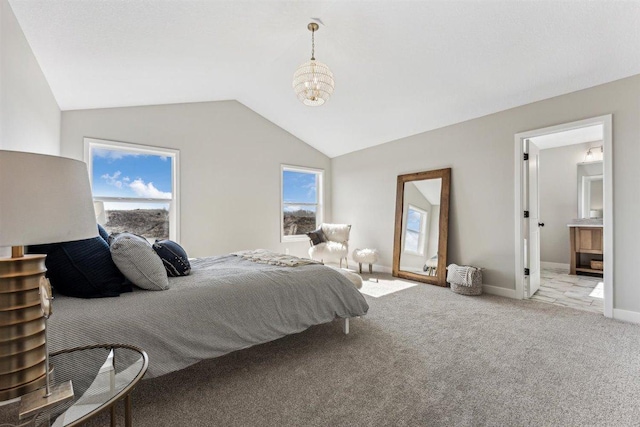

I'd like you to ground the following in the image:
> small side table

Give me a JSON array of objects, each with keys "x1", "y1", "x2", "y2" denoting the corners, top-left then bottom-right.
[
  {"x1": 0, "y1": 344, "x2": 148, "y2": 427},
  {"x1": 352, "y1": 248, "x2": 379, "y2": 274}
]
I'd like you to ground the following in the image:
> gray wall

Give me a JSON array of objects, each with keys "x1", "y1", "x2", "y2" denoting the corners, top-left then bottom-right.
[
  {"x1": 332, "y1": 74, "x2": 640, "y2": 313},
  {"x1": 538, "y1": 142, "x2": 592, "y2": 265},
  {"x1": 61, "y1": 101, "x2": 331, "y2": 259},
  {"x1": 0, "y1": 1, "x2": 61, "y2": 257},
  {"x1": 0, "y1": 1, "x2": 60, "y2": 155}
]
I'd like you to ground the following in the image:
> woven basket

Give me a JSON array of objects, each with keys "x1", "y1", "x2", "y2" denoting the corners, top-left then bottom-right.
[{"x1": 448, "y1": 267, "x2": 483, "y2": 296}]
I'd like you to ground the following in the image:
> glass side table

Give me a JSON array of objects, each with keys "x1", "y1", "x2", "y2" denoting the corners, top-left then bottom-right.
[{"x1": 0, "y1": 344, "x2": 148, "y2": 427}]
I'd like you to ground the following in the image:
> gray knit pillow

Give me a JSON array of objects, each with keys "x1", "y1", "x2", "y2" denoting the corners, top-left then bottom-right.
[{"x1": 109, "y1": 233, "x2": 169, "y2": 291}]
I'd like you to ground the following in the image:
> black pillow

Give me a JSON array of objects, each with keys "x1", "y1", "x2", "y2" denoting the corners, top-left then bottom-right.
[
  {"x1": 306, "y1": 227, "x2": 327, "y2": 246},
  {"x1": 97, "y1": 224, "x2": 110, "y2": 243},
  {"x1": 29, "y1": 236, "x2": 129, "y2": 298},
  {"x1": 153, "y1": 239, "x2": 191, "y2": 277}
]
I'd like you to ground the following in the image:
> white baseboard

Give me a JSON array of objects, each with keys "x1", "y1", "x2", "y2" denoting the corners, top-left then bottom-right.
[
  {"x1": 613, "y1": 308, "x2": 640, "y2": 325},
  {"x1": 482, "y1": 285, "x2": 517, "y2": 299},
  {"x1": 371, "y1": 264, "x2": 392, "y2": 274},
  {"x1": 540, "y1": 262, "x2": 570, "y2": 270}
]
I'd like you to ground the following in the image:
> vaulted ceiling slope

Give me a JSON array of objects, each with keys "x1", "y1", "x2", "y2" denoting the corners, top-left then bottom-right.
[{"x1": 10, "y1": 1, "x2": 640, "y2": 158}]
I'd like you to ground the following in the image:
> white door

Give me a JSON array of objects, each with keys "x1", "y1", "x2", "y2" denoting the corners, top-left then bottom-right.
[{"x1": 524, "y1": 139, "x2": 541, "y2": 297}]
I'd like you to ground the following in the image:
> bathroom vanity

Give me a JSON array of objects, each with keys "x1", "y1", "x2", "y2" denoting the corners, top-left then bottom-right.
[{"x1": 568, "y1": 220, "x2": 603, "y2": 277}]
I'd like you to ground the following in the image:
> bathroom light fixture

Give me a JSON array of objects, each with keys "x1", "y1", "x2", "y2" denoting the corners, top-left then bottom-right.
[
  {"x1": 585, "y1": 148, "x2": 594, "y2": 162},
  {"x1": 292, "y1": 22, "x2": 335, "y2": 106},
  {"x1": 584, "y1": 145, "x2": 603, "y2": 162}
]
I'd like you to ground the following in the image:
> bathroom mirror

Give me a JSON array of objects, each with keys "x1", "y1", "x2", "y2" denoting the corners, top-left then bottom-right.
[
  {"x1": 577, "y1": 161, "x2": 603, "y2": 219},
  {"x1": 392, "y1": 168, "x2": 451, "y2": 286}
]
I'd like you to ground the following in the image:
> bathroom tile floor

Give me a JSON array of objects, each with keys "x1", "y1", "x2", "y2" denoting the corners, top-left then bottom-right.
[{"x1": 531, "y1": 267, "x2": 603, "y2": 314}]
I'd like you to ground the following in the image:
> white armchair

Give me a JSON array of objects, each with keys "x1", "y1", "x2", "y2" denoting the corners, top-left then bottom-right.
[{"x1": 308, "y1": 223, "x2": 351, "y2": 268}]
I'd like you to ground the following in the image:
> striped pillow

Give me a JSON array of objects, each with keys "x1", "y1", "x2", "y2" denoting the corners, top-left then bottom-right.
[{"x1": 109, "y1": 233, "x2": 169, "y2": 291}]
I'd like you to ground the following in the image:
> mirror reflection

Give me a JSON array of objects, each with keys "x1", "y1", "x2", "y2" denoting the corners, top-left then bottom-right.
[
  {"x1": 577, "y1": 161, "x2": 603, "y2": 219},
  {"x1": 399, "y1": 179, "x2": 442, "y2": 276}
]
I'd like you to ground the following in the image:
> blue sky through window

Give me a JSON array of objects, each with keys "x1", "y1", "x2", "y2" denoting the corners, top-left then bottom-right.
[
  {"x1": 91, "y1": 148, "x2": 173, "y2": 199},
  {"x1": 407, "y1": 208, "x2": 422, "y2": 232},
  {"x1": 283, "y1": 170, "x2": 317, "y2": 210}
]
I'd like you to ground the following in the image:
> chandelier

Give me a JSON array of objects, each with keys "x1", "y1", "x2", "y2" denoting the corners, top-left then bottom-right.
[{"x1": 292, "y1": 22, "x2": 335, "y2": 107}]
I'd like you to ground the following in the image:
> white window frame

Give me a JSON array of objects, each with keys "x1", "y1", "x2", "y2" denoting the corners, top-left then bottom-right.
[
  {"x1": 281, "y1": 164, "x2": 324, "y2": 242},
  {"x1": 403, "y1": 204, "x2": 427, "y2": 255},
  {"x1": 84, "y1": 137, "x2": 180, "y2": 242}
]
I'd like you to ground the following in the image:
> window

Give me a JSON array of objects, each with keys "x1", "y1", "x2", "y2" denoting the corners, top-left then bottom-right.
[
  {"x1": 404, "y1": 205, "x2": 427, "y2": 254},
  {"x1": 85, "y1": 138, "x2": 180, "y2": 242},
  {"x1": 281, "y1": 165, "x2": 323, "y2": 241}
]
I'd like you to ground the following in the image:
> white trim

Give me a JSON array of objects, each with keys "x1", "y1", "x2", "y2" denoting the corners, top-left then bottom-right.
[
  {"x1": 613, "y1": 309, "x2": 640, "y2": 325},
  {"x1": 540, "y1": 262, "x2": 570, "y2": 270},
  {"x1": 373, "y1": 264, "x2": 393, "y2": 274},
  {"x1": 280, "y1": 164, "x2": 324, "y2": 243},
  {"x1": 84, "y1": 137, "x2": 181, "y2": 242},
  {"x1": 483, "y1": 285, "x2": 517, "y2": 299},
  {"x1": 513, "y1": 115, "x2": 613, "y2": 318}
]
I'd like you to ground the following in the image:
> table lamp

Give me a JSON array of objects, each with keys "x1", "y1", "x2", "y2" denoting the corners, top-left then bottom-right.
[{"x1": 0, "y1": 150, "x2": 98, "y2": 414}]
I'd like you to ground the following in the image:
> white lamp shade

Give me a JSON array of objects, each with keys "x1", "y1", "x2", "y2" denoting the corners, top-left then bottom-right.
[{"x1": 0, "y1": 150, "x2": 98, "y2": 247}]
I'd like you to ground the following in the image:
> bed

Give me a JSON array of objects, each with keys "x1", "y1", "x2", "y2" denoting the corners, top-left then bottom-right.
[{"x1": 48, "y1": 254, "x2": 369, "y2": 378}]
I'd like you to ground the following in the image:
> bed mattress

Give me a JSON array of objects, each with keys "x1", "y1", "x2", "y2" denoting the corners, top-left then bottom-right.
[{"x1": 48, "y1": 255, "x2": 369, "y2": 378}]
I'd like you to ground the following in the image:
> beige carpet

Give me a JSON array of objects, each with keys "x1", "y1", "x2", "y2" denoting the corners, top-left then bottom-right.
[{"x1": 78, "y1": 275, "x2": 640, "y2": 426}]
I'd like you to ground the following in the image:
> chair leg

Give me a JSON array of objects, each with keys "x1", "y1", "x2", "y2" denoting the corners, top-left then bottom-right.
[
  {"x1": 369, "y1": 263, "x2": 373, "y2": 274},
  {"x1": 358, "y1": 262, "x2": 362, "y2": 274},
  {"x1": 340, "y1": 258, "x2": 343, "y2": 268},
  {"x1": 345, "y1": 258, "x2": 348, "y2": 269}
]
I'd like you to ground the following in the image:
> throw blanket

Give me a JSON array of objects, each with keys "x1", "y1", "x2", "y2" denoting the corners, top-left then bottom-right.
[
  {"x1": 446, "y1": 263, "x2": 479, "y2": 287},
  {"x1": 232, "y1": 249, "x2": 322, "y2": 267}
]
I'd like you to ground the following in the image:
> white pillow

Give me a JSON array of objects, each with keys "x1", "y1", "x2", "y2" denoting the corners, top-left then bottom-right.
[{"x1": 109, "y1": 233, "x2": 169, "y2": 291}]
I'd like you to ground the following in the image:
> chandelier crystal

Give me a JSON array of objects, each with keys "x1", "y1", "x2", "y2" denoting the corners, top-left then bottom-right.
[{"x1": 292, "y1": 23, "x2": 334, "y2": 106}]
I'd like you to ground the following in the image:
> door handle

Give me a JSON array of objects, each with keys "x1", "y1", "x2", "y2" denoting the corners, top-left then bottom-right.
[{"x1": 538, "y1": 222, "x2": 545, "y2": 227}]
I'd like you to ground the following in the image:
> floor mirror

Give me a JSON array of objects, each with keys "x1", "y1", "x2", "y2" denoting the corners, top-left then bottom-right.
[{"x1": 392, "y1": 168, "x2": 451, "y2": 286}]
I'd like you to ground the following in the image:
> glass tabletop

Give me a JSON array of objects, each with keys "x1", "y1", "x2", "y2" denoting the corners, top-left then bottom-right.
[
  {"x1": 0, "y1": 344, "x2": 148, "y2": 427},
  {"x1": 49, "y1": 344, "x2": 148, "y2": 426}
]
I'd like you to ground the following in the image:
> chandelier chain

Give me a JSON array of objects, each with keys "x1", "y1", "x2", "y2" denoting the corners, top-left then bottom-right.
[{"x1": 311, "y1": 28, "x2": 315, "y2": 60}]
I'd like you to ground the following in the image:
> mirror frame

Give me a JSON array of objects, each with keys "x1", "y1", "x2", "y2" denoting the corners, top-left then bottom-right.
[{"x1": 392, "y1": 168, "x2": 451, "y2": 286}]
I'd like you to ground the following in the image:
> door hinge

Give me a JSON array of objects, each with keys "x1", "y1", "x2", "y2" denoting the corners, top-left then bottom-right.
[
  {"x1": 524, "y1": 211, "x2": 529, "y2": 218},
  {"x1": 524, "y1": 268, "x2": 530, "y2": 276},
  {"x1": 523, "y1": 153, "x2": 529, "y2": 161}
]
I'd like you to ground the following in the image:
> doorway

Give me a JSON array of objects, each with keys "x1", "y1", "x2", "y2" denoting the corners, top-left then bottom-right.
[{"x1": 514, "y1": 115, "x2": 613, "y2": 317}]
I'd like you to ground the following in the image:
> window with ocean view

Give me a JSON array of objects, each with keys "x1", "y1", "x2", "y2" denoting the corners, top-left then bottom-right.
[
  {"x1": 85, "y1": 138, "x2": 179, "y2": 242},
  {"x1": 281, "y1": 165, "x2": 323, "y2": 241}
]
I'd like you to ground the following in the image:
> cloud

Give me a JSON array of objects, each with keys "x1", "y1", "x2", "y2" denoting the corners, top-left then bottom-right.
[
  {"x1": 101, "y1": 171, "x2": 123, "y2": 188},
  {"x1": 129, "y1": 178, "x2": 172, "y2": 199},
  {"x1": 93, "y1": 148, "x2": 140, "y2": 161},
  {"x1": 302, "y1": 182, "x2": 317, "y2": 198}
]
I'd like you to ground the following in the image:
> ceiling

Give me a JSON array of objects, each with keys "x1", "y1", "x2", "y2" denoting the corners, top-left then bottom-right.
[
  {"x1": 9, "y1": 1, "x2": 640, "y2": 158},
  {"x1": 530, "y1": 124, "x2": 603, "y2": 150},
  {"x1": 411, "y1": 179, "x2": 441, "y2": 206}
]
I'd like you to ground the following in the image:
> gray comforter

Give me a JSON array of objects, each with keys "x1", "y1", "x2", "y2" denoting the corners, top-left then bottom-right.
[{"x1": 49, "y1": 255, "x2": 369, "y2": 378}]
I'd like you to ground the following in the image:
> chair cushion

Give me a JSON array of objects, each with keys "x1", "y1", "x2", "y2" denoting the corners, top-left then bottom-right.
[
  {"x1": 153, "y1": 239, "x2": 191, "y2": 277},
  {"x1": 306, "y1": 227, "x2": 327, "y2": 246},
  {"x1": 109, "y1": 233, "x2": 169, "y2": 291},
  {"x1": 321, "y1": 223, "x2": 351, "y2": 243},
  {"x1": 308, "y1": 241, "x2": 349, "y2": 263}
]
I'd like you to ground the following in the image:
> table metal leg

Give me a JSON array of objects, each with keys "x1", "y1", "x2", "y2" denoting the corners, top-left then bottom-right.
[
  {"x1": 110, "y1": 405, "x2": 116, "y2": 427},
  {"x1": 125, "y1": 394, "x2": 133, "y2": 427}
]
